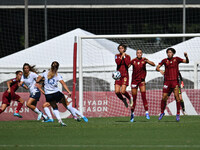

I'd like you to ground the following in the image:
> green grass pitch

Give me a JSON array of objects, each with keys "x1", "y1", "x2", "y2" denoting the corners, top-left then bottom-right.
[{"x1": 0, "y1": 116, "x2": 200, "y2": 150}]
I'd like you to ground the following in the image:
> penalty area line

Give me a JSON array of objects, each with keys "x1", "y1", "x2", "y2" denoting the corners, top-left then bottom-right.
[{"x1": 0, "y1": 145, "x2": 200, "y2": 148}]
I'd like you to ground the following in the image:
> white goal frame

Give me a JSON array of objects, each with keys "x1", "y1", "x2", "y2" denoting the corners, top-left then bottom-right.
[{"x1": 77, "y1": 33, "x2": 200, "y2": 114}]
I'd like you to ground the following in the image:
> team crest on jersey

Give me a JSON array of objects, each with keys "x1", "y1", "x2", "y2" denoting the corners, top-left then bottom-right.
[
  {"x1": 137, "y1": 62, "x2": 140, "y2": 65},
  {"x1": 134, "y1": 61, "x2": 136, "y2": 64},
  {"x1": 174, "y1": 59, "x2": 176, "y2": 62},
  {"x1": 13, "y1": 79, "x2": 16, "y2": 82},
  {"x1": 142, "y1": 61, "x2": 145, "y2": 64},
  {"x1": 170, "y1": 61, "x2": 172, "y2": 63},
  {"x1": 124, "y1": 77, "x2": 127, "y2": 82},
  {"x1": 115, "y1": 56, "x2": 117, "y2": 59}
]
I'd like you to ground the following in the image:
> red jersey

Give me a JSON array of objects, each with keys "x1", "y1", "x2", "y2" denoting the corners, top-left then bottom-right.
[
  {"x1": 159, "y1": 57, "x2": 183, "y2": 81},
  {"x1": 6, "y1": 78, "x2": 19, "y2": 93},
  {"x1": 115, "y1": 54, "x2": 131, "y2": 77},
  {"x1": 131, "y1": 58, "x2": 147, "y2": 81}
]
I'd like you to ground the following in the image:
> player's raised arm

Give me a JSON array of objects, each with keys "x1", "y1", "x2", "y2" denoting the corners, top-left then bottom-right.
[
  {"x1": 182, "y1": 52, "x2": 189, "y2": 63},
  {"x1": 144, "y1": 58, "x2": 155, "y2": 66}
]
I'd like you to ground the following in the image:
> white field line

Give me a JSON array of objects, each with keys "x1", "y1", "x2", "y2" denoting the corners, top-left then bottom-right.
[{"x1": 0, "y1": 144, "x2": 200, "y2": 148}]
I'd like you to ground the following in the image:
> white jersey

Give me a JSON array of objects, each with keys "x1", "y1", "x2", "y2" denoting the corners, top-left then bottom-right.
[
  {"x1": 41, "y1": 71, "x2": 63, "y2": 94},
  {"x1": 21, "y1": 72, "x2": 39, "y2": 94}
]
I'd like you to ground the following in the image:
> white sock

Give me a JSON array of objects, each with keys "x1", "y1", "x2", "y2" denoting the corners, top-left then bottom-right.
[
  {"x1": 34, "y1": 108, "x2": 41, "y2": 114},
  {"x1": 74, "y1": 108, "x2": 84, "y2": 118},
  {"x1": 53, "y1": 109, "x2": 62, "y2": 123},
  {"x1": 44, "y1": 107, "x2": 53, "y2": 119},
  {"x1": 67, "y1": 103, "x2": 78, "y2": 118},
  {"x1": 146, "y1": 111, "x2": 149, "y2": 114}
]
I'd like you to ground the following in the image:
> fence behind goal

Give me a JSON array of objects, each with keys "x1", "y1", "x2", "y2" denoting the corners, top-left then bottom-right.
[{"x1": 77, "y1": 34, "x2": 200, "y2": 117}]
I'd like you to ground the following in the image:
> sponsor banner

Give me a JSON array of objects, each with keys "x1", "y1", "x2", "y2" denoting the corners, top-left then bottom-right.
[{"x1": 0, "y1": 89, "x2": 199, "y2": 121}]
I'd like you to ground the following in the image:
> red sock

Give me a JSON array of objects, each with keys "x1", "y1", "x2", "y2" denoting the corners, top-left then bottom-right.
[
  {"x1": 116, "y1": 92, "x2": 124, "y2": 101},
  {"x1": 0, "y1": 109, "x2": 3, "y2": 114},
  {"x1": 161, "y1": 100, "x2": 166, "y2": 114},
  {"x1": 131, "y1": 95, "x2": 137, "y2": 112},
  {"x1": 176, "y1": 101, "x2": 180, "y2": 115},
  {"x1": 16, "y1": 102, "x2": 23, "y2": 113},
  {"x1": 141, "y1": 92, "x2": 148, "y2": 111},
  {"x1": 123, "y1": 91, "x2": 131, "y2": 100}
]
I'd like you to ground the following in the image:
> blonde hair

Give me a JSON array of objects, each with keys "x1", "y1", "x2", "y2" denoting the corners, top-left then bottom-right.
[{"x1": 47, "y1": 61, "x2": 59, "y2": 79}]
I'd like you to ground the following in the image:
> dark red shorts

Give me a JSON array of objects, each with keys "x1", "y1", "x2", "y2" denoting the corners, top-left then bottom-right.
[
  {"x1": 131, "y1": 80, "x2": 145, "y2": 89},
  {"x1": 115, "y1": 76, "x2": 129, "y2": 86},
  {"x1": 163, "y1": 80, "x2": 179, "y2": 94},
  {"x1": 2, "y1": 91, "x2": 20, "y2": 106}
]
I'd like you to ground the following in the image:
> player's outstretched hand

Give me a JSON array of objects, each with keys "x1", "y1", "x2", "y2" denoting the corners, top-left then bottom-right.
[
  {"x1": 160, "y1": 70, "x2": 165, "y2": 75},
  {"x1": 68, "y1": 91, "x2": 72, "y2": 97},
  {"x1": 184, "y1": 52, "x2": 188, "y2": 57}
]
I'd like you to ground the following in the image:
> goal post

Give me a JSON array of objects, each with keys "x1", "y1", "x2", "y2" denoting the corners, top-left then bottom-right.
[{"x1": 77, "y1": 33, "x2": 200, "y2": 116}]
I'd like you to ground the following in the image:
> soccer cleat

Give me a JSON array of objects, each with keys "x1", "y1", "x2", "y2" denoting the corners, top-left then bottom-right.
[
  {"x1": 129, "y1": 97, "x2": 133, "y2": 107},
  {"x1": 14, "y1": 113, "x2": 23, "y2": 118},
  {"x1": 122, "y1": 98, "x2": 128, "y2": 108},
  {"x1": 146, "y1": 113, "x2": 150, "y2": 120},
  {"x1": 60, "y1": 122, "x2": 67, "y2": 126},
  {"x1": 82, "y1": 116, "x2": 88, "y2": 122},
  {"x1": 130, "y1": 113, "x2": 134, "y2": 122},
  {"x1": 158, "y1": 113, "x2": 165, "y2": 120},
  {"x1": 176, "y1": 114, "x2": 180, "y2": 122},
  {"x1": 44, "y1": 119, "x2": 54, "y2": 122},
  {"x1": 183, "y1": 111, "x2": 187, "y2": 115},
  {"x1": 73, "y1": 116, "x2": 81, "y2": 122},
  {"x1": 37, "y1": 112, "x2": 43, "y2": 121}
]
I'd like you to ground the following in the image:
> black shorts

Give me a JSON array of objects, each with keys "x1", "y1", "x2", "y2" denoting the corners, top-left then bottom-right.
[
  {"x1": 45, "y1": 91, "x2": 64, "y2": 103},
  {"x1": 30, "y1": 91, "x2": 41, "y2": 101}
]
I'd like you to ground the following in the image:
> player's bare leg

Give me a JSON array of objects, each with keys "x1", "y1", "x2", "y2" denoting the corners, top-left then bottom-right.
[
  {"x1": 115, "y1": 84, "x2": 128, "y2": 108},
  {"x1": 26, "y1": 98, "x2": 47, "y2": 121},
  {"x1": 139, "y1": 83, "x2": 150, "y2": 119},
  {"x1": 0, "y1": 104, "x2": 8, "y2": 114},
  {"x1": 159, "y1": 93, "x2": 168, "y2": 120},
  {"x1": 173, "y1": 86, "x2": 180, "y2": 121}
]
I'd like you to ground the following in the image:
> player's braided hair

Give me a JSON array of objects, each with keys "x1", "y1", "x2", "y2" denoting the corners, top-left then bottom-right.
[
  {"x1": 47, "y1": 61, "x2": 59, "y2": 79},
  {"x1": 23, "y1": 63, "x2": 37, "y2": 77}
]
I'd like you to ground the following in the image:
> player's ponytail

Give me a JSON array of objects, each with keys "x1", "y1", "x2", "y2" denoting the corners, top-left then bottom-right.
[
  {"x1": 47, "y1": 61, "x2": 59, "y2": 79},
  {"x1": 23, "y1": 63, "x2": 37, "y2": 77}
]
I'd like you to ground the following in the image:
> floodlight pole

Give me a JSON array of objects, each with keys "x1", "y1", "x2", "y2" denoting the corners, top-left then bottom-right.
[
  {"x1": 183, "y1": 0, "x2": 186, "y2": 41},
  {"x1": 24, "y1": 0, "x2": 29, "y2": 48},
  {"x1": 44, "y1": 0, "x2": 48, "y2": 41}
]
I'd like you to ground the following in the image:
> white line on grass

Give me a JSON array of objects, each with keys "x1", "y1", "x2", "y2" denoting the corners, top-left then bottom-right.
[{"x1": 0, "y1": 145, "x2": 200, "y2": 148}]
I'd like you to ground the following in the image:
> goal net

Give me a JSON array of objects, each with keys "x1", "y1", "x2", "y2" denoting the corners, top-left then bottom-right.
[{"x1": 76, "y1": 34, "x2": 200, "y2": 117}]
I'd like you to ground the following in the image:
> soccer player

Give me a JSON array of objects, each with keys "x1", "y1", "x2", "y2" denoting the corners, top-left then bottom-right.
[
  {"x1": 19, "y1": 63, "x2": 48, "y2": 121},
  {"x1": 129, "y1": 49, "x2": 155, "y2": 122},
  {"x1": 115, "y1": 44, "x2": 133, "y2": 108},
  {"x1": 36, "y1": 82, "x2": 88, "y2": 122},
  {"x1": 156, "y1": 48, "x2": 189, "y2": 121},
  {"x1": 0, "y1": 71, "x2": 24, "y2": 118},
  {"x1": 36, "y1": 61, "x2": 78, "y2": 126},
  {"x1": 167, "y1": 71, "x2": 186, "y2": 115}
]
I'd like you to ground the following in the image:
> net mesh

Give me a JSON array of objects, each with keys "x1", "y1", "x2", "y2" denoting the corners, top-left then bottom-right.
[{"x1": 80, "y1": 36, "x2": 200, "y2": 117}]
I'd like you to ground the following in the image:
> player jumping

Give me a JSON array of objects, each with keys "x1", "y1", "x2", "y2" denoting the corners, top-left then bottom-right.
[
  {"x1": 156, "y1": 48, "x2": 189, "y2": 121},
  {"x1": 129, "y1": 49, "x2": 155, "y2": 122},
  {"x1": 115, "y1": 44, "x2": 133, "y2": 108}
]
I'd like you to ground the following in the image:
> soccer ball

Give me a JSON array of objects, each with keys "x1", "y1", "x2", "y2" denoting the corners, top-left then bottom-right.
[{"x1": 112, "y1": 71, "x2": 121, "y2": 80}]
